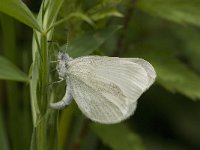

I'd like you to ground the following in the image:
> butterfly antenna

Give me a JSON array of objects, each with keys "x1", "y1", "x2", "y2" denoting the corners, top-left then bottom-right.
[
  {"x1": 66, "y1": 31, "x2": 69, "y2": 51},
  {"x1": 64, "y1": 28, "x2": 69, "y2": 52}
]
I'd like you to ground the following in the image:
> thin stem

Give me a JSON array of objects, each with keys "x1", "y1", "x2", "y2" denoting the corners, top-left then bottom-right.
[
  {"x1": 112, "y1": 0, "x2": 136, "y2": 56},
  {"x1": 45, "y1": 12, "x2": 94, "y2": 34}
]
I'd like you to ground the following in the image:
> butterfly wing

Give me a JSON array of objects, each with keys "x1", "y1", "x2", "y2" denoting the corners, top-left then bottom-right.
[
  {"x1": 120, "y1": 58, "x2": 156, "y2": 118},
  {"x1": 123, "y1": 58, "x2": 156, "y2": 88},
  {"x1": 67, "y1": 56, "x2": 154, "y2": 123}
]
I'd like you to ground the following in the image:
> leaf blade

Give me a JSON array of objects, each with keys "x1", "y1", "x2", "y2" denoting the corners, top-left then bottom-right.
[
  {"x1": 0, "y1": 56, "x2": 29, "y2": 82},
  {"x1": 61, "y1": 26, "x2": 122, "y2": 58},
  {"x1": 0, "y1": 0, "x2": 41, "y2": 31}
]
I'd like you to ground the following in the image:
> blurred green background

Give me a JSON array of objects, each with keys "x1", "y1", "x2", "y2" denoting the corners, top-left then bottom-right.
[{"x1": 0, "y1": 0, "x2": 200, "y2": 150}]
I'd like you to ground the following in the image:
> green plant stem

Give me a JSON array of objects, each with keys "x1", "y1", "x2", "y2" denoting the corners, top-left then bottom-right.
[
  {"x1": 40, "y1": 34, "x2": 49, "y2": 114},
  {"x1": 37, "y1": 34, "x2": 49, "y2": 150},
  {"x1": 30, "y1": 1, "x2": 65, "y2": 149},
  {"x1": 45, "y1": 12, "x2": 94, "y2": 33},
  {"x1": 35, "y1": 34, "x2": 50, "y2": 150},
  {"x1": 112, "y1": 0, "x2": 135, "y2": 56},
  {"x1": 30, "y1": 31, "x2": 58, "y2": 150},
  {"x1": 37, "y1": 119, "x2": 46, "y2": 149}
]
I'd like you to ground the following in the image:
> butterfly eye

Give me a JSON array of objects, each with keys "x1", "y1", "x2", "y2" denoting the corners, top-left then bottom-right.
[{"x1": 60, "y1": 54, "x2": 65, "y2": 60}]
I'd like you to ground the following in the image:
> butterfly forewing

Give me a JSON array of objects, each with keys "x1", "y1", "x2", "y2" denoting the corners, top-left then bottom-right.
[{"x1": 123, "y1": 58, "x2": 156, "y2": 87}]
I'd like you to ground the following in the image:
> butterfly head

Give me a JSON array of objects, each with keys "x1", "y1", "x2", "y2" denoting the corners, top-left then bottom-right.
[{"x1": 56, "y1": 51, "x2": 72, "y2": 80}]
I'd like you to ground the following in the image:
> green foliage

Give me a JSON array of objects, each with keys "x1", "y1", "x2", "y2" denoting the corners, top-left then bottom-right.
[
  {"x1": 47, "y1": 12, "x2": 94, "y2": 32},
  {"x1": 0, "y1": 109, "x2": 9, "y2": 150},
  {"x1": 30, "y1": 1, "x2": 65, "y2": 150},
  {"x1": 90, "y1": 8, "x2": 123, "y2": 21},
  {"x1": 42, "y1": 0, "x2": 65, "y2": 29},
  {"x1": 1, "y1": 0, "x2": 200, "y2": 150},
  {"x1": 137, "y1": 0, "x2": 200, "y2": 27},
  {"x1": 0, "y1": 56, "x2": 28, "y2": 82},
  {"x1": 0, "y1": 0, "x2": 41, "y2": 31},
  {"x1": 91, "y1": 123, "x2": 145, "y2": 150},
  {"x1": 173, "y1": 26, "x2": 200, "y2": 73},
  {"x1": 61, "y1": 26, "x2": 122, "y2": 57},
  {"x1": 134, "y1": 49, "x2": 200, "y2": 100}
]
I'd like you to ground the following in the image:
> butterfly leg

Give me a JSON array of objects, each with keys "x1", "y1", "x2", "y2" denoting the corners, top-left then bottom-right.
[
  {"x1": 50, "y1": 85, "x2": 73, "y2": 109},
  {"x1": 48, "y1": 79, "x2": 64, "y2": 87}
]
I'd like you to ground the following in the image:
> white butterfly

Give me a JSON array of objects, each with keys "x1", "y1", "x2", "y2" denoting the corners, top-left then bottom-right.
[{"x1": 50, "y1": 52, "x2": 156, "y2": 124}]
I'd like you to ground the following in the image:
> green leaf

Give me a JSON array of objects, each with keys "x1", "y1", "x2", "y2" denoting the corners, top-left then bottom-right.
[
  {"x1": 91, "y1": 8, "x2": 123, "y2": 21},
  {"x1": 0, "y1": 0, "x2": 41, "y2": 31},
  {"x1": 137, "y1": 0, "x2": 200, "y2": 27},
  {"x1": 172, "y1": 26, "x2": 200, "y2": 73},
  {"x1": 91, "y1": 123, "x2": 145, "y2": 150},
  {"x1": 88, "y1": 0, "x2": 123, "y2": 21},
  {"x1": 39, "y1": 0, "x2": 64, "y2": 29},
  {"x1": 134, "y1": 49, "x2": 200, "y2": 100},
  {"x1": 47, "y1": 0, "x2": 64, "y2": 27},
  {"x1": 61, "y1": 26, "x2": 122, "y2": 58},
  {"x1": 0, "y1": 56, "x2": 29, "y2": 82}
]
